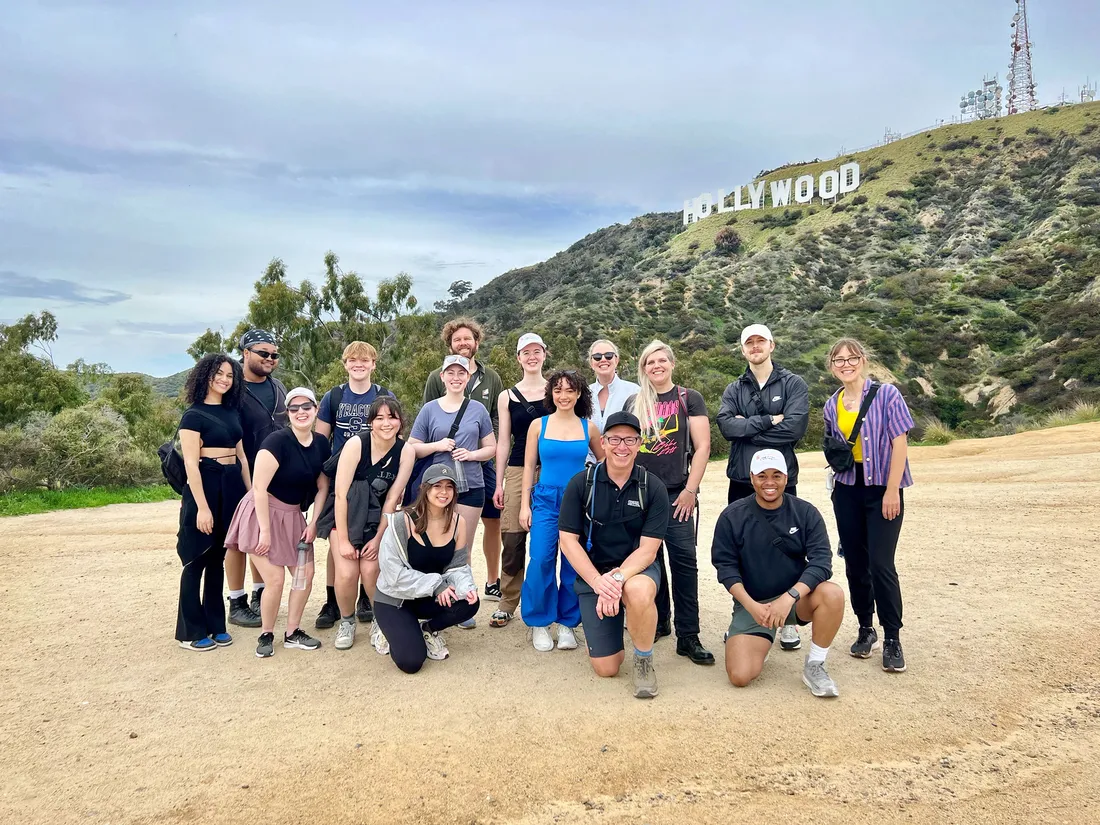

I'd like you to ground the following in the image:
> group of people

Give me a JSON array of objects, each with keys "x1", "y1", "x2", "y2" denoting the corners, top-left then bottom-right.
[{"x1": 172, "y1": 317, "x2": 915, "y2": 697}]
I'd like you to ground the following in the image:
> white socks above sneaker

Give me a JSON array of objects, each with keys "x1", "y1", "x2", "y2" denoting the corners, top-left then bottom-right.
[
  {"x1": 252, "y1": 583, "x2": 264, "y2": 594},
  {"x1": 228, "y1": 589, "x2": 246, "y2": 599},
  {"x1": 807, "y1": 642, "x2": 830, "y2": 664}
]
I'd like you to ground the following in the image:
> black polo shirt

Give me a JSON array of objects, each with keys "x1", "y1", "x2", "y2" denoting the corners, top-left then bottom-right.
[{"x1": 558, "y1": 463, "x2": 669, "y2": 574}]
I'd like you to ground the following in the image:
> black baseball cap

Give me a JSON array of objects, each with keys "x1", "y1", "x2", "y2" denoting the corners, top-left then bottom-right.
[
  {"x1": 422, "y1": 463, "x2": 458, "y2": 487},
  {"x1": 603, "y1": 411, "x2": 642, "y2": 434}
]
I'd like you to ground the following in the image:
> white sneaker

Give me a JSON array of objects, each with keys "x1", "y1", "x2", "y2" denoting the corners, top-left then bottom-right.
[
  {"x1": 335, "y1": 619, "x2": 356, "y2": 650},
  {"x1": 557, "y1": 625, "x2": 578, "y2": 650},
  {"x1": 422, "y1": 625, "x2": 449, "y2": 660},
  {"x1": 779, "y1": 624, "x2": 801, "y2": 650},
  {"x1": 370, "y1": 620, "x2": 390, "y2": 656},
  {"x1": 532, "y1": 626, "x2": 554, "y2": 652}
]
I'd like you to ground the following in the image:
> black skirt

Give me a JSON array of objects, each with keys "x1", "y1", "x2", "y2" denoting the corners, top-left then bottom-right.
[
  {"x1": 176, "y1": 458, "x2": 247, "y2": 565},
  {"x1": 314, "y1": 479, "x2": 382, "y2": 548}
]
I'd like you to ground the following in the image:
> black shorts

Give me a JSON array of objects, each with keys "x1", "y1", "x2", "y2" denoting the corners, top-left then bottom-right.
[
  {"x1": 574, "y1": 561, "x2": 661, "y2": 658},
  {"x1": 457, "y1": 487, "x2": 486, "y2": 508},
  {"x1": 481, "y1": 459, "x2": 501, "y2": 519}
]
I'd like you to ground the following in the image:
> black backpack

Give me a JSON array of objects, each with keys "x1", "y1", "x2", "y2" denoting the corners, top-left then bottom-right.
[
  {"x1": 582, "y1": 462, "x2": 649, "y2": 553},
  {"x1": 158, "y1": 409, "x2": 221, "y2": 495}
]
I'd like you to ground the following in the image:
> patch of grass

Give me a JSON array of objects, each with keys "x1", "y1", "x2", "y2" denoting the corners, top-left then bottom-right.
[
  {"x1": 0, "y1": 485, "x2": 178, "y2": 517},
  {"x1": 917, "y1": 416, "x2": 956, "y2": 445},
  {"x1": 1042, "y1": 400, "x2": 1100, "y2": 428}
]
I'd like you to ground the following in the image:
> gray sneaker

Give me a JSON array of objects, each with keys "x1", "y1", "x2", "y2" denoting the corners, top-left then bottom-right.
[
  {"x1": 335, "y1": 619, "x2": 356, "y2": 650},
  {"x1": 802, "y1": 659, "x2": 839, "y2": 698},
  {"x1": 779, "y1": 624, "x2": 801, "y2": 650},
  {"x1": 632, "y1": 654, "x2": 658, "y2": 699},
  {"x1": 255, "y1": 632, "x2": 274, "y2": 658}
]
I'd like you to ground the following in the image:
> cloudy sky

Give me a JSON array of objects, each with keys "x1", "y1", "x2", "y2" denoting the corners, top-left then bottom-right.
[{"x1": 1, "y1": 1, "x2": 1096, "y2": 375}]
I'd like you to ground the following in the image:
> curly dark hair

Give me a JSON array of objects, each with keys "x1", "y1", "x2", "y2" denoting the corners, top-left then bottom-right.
[
  {"x1": 544, "y1": 369, "x2": 593, "y2": 418},
  {"x1": 185, "y1": 353, "x2": 243, "y2": 407}
]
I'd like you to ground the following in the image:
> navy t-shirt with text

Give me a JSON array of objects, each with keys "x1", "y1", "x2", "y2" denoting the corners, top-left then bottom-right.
[{"x1": 318, "y1": 384, "x2": 394, "y2": 452}]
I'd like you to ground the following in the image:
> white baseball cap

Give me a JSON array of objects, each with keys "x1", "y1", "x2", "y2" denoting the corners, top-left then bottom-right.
[
  {"x1": 286, "y1": 387, "x2": 318, "y2": 406},
  {"x1": 441, "y1": 354, "x2": 471, "y2": 373},
  {"x1": 516, "y1": 332, "x2": 546, "y2": 353},
  {"x1": 740, "y1": 324, "x2": 774, "y2": 345},
  {"x1": 750, "y1": 449, "x2": 788, "y2": 476}
]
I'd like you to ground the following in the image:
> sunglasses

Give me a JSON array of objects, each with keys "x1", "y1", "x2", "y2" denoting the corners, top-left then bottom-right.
[
  {"x1": 287, "y1": 402, "x2": 316, "y2": 413},
  {"x1": 249, "y1": 349, "x2": 280, "y2": 361},
  {"x1": 605, "y1": 435, "x2": 641, "y2": 446},
  {"x1": 590, "y1": 352, "x2": 617, "y2": 361}
]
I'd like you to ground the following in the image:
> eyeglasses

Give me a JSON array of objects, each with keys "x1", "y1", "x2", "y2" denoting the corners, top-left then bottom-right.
[
  {"x1": 249, "y1": 349, "x2": 280, "y2": 361},
  {"x1": 590, "y1": 352, "x2": 617, "y2": 361},
  {"x1": 830, "y1": 356, "x2": 862, "y2": 367},
  {"x1": 604, "y1": 435, "x2": 641, "y2": 446},
  {"x1": 287, "y1": 402, "x2": 316, "y2": 413}
]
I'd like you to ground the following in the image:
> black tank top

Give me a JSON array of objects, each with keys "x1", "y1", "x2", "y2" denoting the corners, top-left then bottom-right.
[
  {"x1": 354, "y1": 436, "x2": 405, "y2": 488},
  {"x1": 507, "y1": 387, "x2": 548, "y2": 467},
  {"x1": 407, "y1": 516, "x2": 458, "y2": 575}
]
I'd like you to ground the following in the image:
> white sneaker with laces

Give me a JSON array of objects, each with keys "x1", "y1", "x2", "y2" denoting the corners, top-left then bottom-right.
[
  {"x1": 335, "y1": 619, "x2": 356, "y2": 650},
  {"x1": 422, "y1": 625, "x2": 449, "y2": 660},
  {"x1": 557, "y1": 625, "x2": 578, "y2": 650},
  {"x1": 532, "y1": 626, "x2": 554, "y2": 652},
  {"x1": 779, "y1": 624, "x2": 801, "y2": 650},
  {"x1": 370, "y1": 620, "x2": 390, "y2": 656}
]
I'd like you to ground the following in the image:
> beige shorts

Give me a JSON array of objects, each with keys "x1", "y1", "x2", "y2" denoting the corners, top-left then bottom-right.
[{"x1": 500, "y1": 465, "x2": 525, "y2": 533}]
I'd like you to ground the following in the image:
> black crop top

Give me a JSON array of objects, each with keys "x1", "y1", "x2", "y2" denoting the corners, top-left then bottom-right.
[
  {"x1": 507, "y1": 388, "x2": 548, "y2": 467},
  {"x1": 259, "y1": 428, "x2": 331, "y2": 509},
  {"x1": 179, "y1": 403, "x2": 243, "y2": 449},
  {"x1": 407, "y1": 517, "x2": 458, "y2": 575}
]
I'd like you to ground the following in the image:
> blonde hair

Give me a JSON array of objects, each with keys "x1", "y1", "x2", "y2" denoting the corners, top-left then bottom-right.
[
  {"x1": 342, "y1": 341, "x2": 378, "y2": 362},
  {"x1": 634, "y1": 340, "x2": 676, "y2": 440},
  {"x1": 826, "y1": 338, "x2": 870, "y2": 369}
]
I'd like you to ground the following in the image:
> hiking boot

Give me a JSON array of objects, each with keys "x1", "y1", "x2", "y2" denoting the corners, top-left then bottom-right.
[
  {"x1": 557, "y1": 625, "x2": 578, "y2": 650},
  {"x1": 882, "y1": 638, "x2": 907, "y2": 672},
  {"x1": 335, "y1": 619, "x2": 356, "y2": 650},
  {"x1": 250, "y1": 587, "x2": 264, "y2": 616},
  {"x1": 531, "y1": 626, "x2": 554, "y2": 652},
  {"x1": 179, "y1": 637, "x2": 216, "y2": 652},
  {"x1": 211, "y1": 632, "x2": 233, "y2": 647},
  {"x1": 489, "y1": 610, "x2": 512, "y2": 628},
  {"x1": 654, "y1": 618, "x2": 672, "y2": 640},
  {"x1": 284, "y1": 628, "x2": 322, "y2": 651},
  {"x1": 421, "y1": 625, "x2": 449, "y2": 660},
  {"x1": 228, "y1": 595, "x2": 262, "y2": 628},
  {"x1": 850, "y1": 626, "x2": 880, "y2": 659},
  {"x1": 802, "y1": 659, "x2": 840, "y2": 698},
  {"x1": 779, "y1": 624, "x2": 801, "y2": 651},
  {"x1": 676, "y1": 634, "x2": 715, "y2": 665},
  {"x1": 255, "y1": 632, "x2": 274, "y2": 658},
  {"x1": 370, "y1": 621, "x2": 390, "y2": 655},
  {"x1": 315, "y1": 600, "x2": 339, "y2": 630},
  {"x1": 632, "y1": 654, "x2": 658, "y2": 698},
  {"x1": 483, "y1": 579, "x2": 502, "y2": 601},
  {"x1": 356, "y1": 591, "x2": 373, "y2": 623}
]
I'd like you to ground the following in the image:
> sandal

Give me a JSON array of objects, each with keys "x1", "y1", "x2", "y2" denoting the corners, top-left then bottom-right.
[{"x1": 489, "y1": 610, "x2": 512, "y2": 628}]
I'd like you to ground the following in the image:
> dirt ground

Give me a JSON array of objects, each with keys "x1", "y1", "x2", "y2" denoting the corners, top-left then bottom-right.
[{"x1": 2, "y1": 423, "x2": 1098, "y2": 825}]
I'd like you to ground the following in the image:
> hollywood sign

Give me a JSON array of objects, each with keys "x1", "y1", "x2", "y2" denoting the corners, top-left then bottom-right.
[{"x1": 683, "y1": 161, "x2": 861, "y2": 225}]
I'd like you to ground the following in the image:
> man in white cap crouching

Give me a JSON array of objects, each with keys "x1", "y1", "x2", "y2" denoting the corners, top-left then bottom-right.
[{"x1": 710, "y1": 449, "x2": 845, "y2": 697}]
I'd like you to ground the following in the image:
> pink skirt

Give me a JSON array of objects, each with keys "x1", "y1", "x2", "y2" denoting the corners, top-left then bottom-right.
[{"x1": 225, "y1": 490, "x2": 314, "y2": 568}]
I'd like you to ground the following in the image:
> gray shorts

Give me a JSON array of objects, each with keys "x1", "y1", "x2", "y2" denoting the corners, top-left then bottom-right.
[
  {"x1": 727, "y1": 595, "x2": 809, "y2": 643},
  {"x1": 574, "y1": 561, "x2": 661, "y2": 658}
]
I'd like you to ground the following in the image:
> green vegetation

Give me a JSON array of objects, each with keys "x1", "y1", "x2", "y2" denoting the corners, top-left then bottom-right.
[
  {"x1": 0, "y1": 485, "x2": 177, "y2": 518},
  {"x1": 916, "y1": 416, "x2": 956, "y2": 445},
  {"x1": 1042, "y1": 400, "x2": 1100, "y2": 428}
]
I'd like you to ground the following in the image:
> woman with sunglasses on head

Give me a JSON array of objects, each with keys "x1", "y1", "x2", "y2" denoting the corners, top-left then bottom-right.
[
  {"x1": 323, "y1": 396, "x2": 415, "y2": 653},
  {"x1": 520, "y1": 369, "x2": 603, "y2": 652},
  {"x1": 225, "y1": 388, "x2": 331, "y2": 658},
  {"x1": 374, "y1": 464, "x2": 480, "y2": 673},
  {"x1": 490, "y1": 332, "x2": 550, "y2": 628},
  {"x1": 823, "y1": 338, "x2": 914, "y2": 674},
  {"x1": 175, "y1": 353, "x2": 251, "y2": 651},
  {"x1": 587, "y1": 339, "x2": 639, "y2": 439}
]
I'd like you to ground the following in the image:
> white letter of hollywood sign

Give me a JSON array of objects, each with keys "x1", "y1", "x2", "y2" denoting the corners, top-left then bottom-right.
[{"x1": 682, "y1": 162, "x2": 860, "y2": 225}]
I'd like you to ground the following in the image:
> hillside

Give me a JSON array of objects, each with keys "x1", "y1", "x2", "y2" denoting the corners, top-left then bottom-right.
[{"x1": 460, "y1": 102, "x2": 1100, "y2": 439}]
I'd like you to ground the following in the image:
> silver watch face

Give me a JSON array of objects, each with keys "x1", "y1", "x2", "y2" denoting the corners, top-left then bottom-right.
[{"x1": 612, "y1": 572, "x2": 625, "y2": 582}]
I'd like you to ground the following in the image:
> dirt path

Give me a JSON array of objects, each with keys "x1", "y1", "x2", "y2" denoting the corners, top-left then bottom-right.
[{"x1": 2, "y1": 424, "x2": 1098, "y2": 825}]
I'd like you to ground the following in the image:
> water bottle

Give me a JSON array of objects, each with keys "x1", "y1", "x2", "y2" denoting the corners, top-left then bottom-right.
[{"x1": 291, "y1": 541, "x2": 309, "y2": 591}]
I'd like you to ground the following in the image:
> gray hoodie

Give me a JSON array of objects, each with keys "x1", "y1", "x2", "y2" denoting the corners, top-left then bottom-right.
[{"x1": 374, "y1": 511, "x2": 476, "y2": 608}]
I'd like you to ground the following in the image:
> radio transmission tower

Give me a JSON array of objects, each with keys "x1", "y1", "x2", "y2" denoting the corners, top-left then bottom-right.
[{"x1": 1006, "y1": 0, "x2": 1038, "y2": 114}]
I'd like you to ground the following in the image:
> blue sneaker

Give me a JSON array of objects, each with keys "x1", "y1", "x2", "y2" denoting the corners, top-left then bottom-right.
[
  {"x1": 458, "y1": 617, "x2": 476, "y2": 629},
  {"x1": 179, "y1": 638, "x2": 216, "y2": 651},
  {"x1": 211, "y1": 632, "x2": 233, "y2": 647}
]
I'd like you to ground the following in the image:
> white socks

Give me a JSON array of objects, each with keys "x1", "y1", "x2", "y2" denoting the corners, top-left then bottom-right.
[
  {"x1": 228, "y1": 589, "x2": 246, "y2": 599},
  {"x1": 252, "y1": 582, "x2": 264, "y2": 594},
  {"x1": 807, "y1": 642, "x2": 830, "y2": 664}
]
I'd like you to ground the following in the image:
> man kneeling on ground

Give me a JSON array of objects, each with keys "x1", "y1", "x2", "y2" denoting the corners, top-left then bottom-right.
[
  {"x1": 557, "y1": 412, "x2": 669, "y2": 699},
  {"x1": 711, "y1": 449, "x2": 845, "y2": 697}
]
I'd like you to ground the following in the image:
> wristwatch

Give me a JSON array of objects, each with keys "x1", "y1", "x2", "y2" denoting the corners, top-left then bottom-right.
[
  {"x1": 611, "y1": 570, "x2": 625, "y2": 584},
  {"x1": 786, "y1": 587, "x2": 801, "y2": 602}
]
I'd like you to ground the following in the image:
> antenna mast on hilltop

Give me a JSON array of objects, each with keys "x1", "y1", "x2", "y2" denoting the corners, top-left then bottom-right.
[{"x1": 1006, "y1": 0, "x2": 1038, "y2": 114}]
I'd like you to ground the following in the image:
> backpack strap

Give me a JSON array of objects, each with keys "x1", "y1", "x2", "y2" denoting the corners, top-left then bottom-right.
[
  {"x1": 584, "y1": 463, "x2": 600, "y2": 552},
  {"x1": 677, "y1": 386, "x2": 693, "y2": 479},
  {"x1": 326, "y1": 384, "x2": 347, "y2": 443},
  {"x1": 512, "y1": 384, "x2": 539, "y2": 417},
  {"x1": 848, "y1": 382, "x2": 881, "y2": 447}
]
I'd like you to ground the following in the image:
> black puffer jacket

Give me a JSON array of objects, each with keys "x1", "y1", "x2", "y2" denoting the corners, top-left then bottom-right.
[
  {"x1": 239, "y1": 376, "x2": 289, "y2": 470},
  {"x1": 716, "y1": 364, "x2": 809, "y2": 485}
]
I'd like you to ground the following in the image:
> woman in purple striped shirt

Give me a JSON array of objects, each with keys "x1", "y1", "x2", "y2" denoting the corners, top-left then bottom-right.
[{"x1": 823, "y1": 338, "x2": 914, "y2": 674}]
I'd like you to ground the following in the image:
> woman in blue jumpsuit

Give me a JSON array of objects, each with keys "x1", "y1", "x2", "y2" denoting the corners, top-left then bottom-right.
[{"x1": 520, "y1": 369, "x2": 604, "y2": 652}]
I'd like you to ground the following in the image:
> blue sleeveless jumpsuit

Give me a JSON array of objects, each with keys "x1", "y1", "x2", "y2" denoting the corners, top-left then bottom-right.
[{"x1": 521, "y1": 416, "x2": 588, "y2": 628}]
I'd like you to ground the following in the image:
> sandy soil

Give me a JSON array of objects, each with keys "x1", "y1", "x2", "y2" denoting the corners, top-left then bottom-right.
[{"x1": 2, "y1": 423, "x2": 1099, "y2": 825}]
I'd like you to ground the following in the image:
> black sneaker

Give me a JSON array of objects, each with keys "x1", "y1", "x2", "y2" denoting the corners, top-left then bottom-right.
[
  {"x1": 483, "y1": 579, "x2": 502, "y2": 601},
  {"x1": 228, "y1": 595, "x2": 262, "y2": 628},
  {"x1": 250, "y1": 587, "x2": 264, "y2": 615},
  {"x1": 284, "y1": 628, "x2": 322, "y2": 650},
  {"x1": 356, "y1": 592, "x2": 373, "y2": 624},
  {"x1": 256, "y1": 632, "x2": 274, "y2": 658},
  {"x1": 676, "y1": 634, "x2": 715, "y2": 665},
  {"x1": 654, "y1": 618, "x2": 673, "y2": 641},
  {"x1": 849, "y1": 626, "x2": 880, "y2": 659},
  {"x1": 315, "y1": 600, "x2": 339, "y2": 629},
  {"x1": 882, "y1": 638, "x2": 907, "y2": 672}
]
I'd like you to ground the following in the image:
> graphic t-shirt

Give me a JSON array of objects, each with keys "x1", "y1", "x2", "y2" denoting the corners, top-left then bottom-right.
[
  {"x1": 626, "y1": 387, "x2": 708, "y2": 491},
  {"x1": 318, "y1": 384, "x2": 394, "y2": 453}
]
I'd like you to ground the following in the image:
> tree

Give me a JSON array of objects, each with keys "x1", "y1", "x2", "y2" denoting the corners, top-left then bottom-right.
[
  {"x1": 434, "y1": 279, "x2": 474, "y2": 313},
  {"x1": 98, "y1": 373, "x2": 178, "y2": 451},
  {"x1": 714, "y1": 227, "x2": 743, "y2": 254},
  {"x1": 0, "y1": 312, "x2": 85, "y2": 426},
  {"x1": 188, "y1": 329, "x2": 229, "y2": 362}
]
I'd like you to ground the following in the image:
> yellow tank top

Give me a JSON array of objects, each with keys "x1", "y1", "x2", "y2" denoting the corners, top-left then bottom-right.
[{"x1": 836, "y1": 392, "x2": 863, "y2": 462}]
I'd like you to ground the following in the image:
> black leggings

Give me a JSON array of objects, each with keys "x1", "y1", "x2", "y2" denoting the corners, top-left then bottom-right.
[
  {"x1": 831, "y1": 464, "x2": 904, "y2": 637},
  {"x1": 374, "y1": 596, "x2": 480, "y2": 674},
  {"x1": 176, "y1": 545, "x2": 228, "y2": 641}
]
